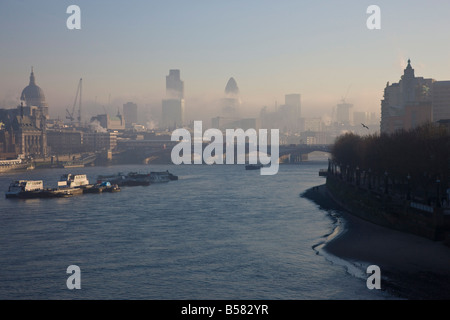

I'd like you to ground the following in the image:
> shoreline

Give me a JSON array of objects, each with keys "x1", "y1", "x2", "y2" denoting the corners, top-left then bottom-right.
[{"x1": 302, "y1": 184, "x2": 450, "y2": 300}]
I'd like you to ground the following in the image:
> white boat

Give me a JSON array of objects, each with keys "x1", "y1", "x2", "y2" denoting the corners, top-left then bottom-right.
[
  {"x1": 57, "y1": 173, "x2": 90, "y2": 195},
  {"x1": 58, "y1": 173, "x2": 90, "y2": 188},
  {"x1": 5, "y1": 180, "x2": 44, "y2": 198}
]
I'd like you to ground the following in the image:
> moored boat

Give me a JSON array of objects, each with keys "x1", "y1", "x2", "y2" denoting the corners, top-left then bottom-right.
[
  {"x1": 126, "y1": 172, "x2": 151, "y2": 186},
  {"x1": 82, "y1": 184, "x2": 105, "y2": 194},
  {"x1": 5, "y1": 180, "x2": 77, "y2": 198},
  {"x1": 40, "y1": 188, "x2": 74, "y2": 198},
  {"x1": 245, "y1": 164, "x2": 264, "y2": 170},
  {"x1": 58, "y1": 173, "x2": 91, "y2": 195},
  {"x1": 168, "y1": 171, "x2": 178, "y2": 180},
  {"x1": 100, "y1": 181, "x2": 121, "y2": 192},
  {"x1": 150, "y1": 171, "x2": 171, "y2": 183},
  {"x1": 59, "y1": 173, "x2": 90, "y2": 188},
  {"x1": 5, "y1": 180, "x2": 44, "y2": 198},
  {"x1": 97, "y1": 172, "x2": 150, "y2": 186}
]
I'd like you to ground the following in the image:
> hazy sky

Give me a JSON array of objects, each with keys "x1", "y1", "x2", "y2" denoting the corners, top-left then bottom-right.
[{"x1": 2, "y1": 0, "x2": 450, "y2": 121}]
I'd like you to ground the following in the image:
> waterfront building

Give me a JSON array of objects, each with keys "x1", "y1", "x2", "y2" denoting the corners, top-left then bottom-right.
[
  {"x1": 0, "y1": 68, "x2": 49, "y2": 157},
  {"x1": 0, "y1": 125, "x2": 16, "y2": 159},
  {"x1": 12, "y1": 113, "x2": 46, "y2": 156},
  {"x1": 47, "y1": 129, "x2": 83, "y2": 154},
  {"x1": 380, "y1": 59, "x2": 438, "y2": 134},
  {"x1": 83, "y1": 131, "x2": 117, "y2": 152}
]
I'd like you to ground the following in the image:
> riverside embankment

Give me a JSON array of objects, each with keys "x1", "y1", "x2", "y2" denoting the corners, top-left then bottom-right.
[{"x1": 302, "y1": 181, "x2": 450, "y2": 300}]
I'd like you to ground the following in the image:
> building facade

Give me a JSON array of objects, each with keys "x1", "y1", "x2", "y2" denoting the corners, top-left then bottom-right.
[
  {"x1": 0, "y1": 68, "x2": 49, "y2": 157},
  {"x1": 47, "y1": 129, "x2": 83, "y2": 154},
  {"x1": 83, "y1": 132, "x2": 117, "y2": 152},
  {"x1": 381, "y1": 59, "x2": 438, "y2": 134}
]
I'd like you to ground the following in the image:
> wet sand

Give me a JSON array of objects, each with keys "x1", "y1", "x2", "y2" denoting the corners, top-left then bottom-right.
[{"x1": 303, "y1": 184, "x2": 450, "y2": 300}]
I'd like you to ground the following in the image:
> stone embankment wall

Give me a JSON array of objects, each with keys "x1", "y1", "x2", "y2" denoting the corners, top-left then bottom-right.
[{"x1": 326, "y1": 175, "x2": 449, "y2": 242}]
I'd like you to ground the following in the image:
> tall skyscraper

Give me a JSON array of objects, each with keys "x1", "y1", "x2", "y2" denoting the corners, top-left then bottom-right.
[
  {"x1": 166, "y1": 69, "x2": 184, "y2": 99},
  {"x1": 221, "y1": 77, "x2": 241, "y2": 117},
  {"x1": 284, "y1": 93, "x2": 302, "y2": 132},
  {"x1": 285, "y1": 94, "x2": 301, "y2": 119},
  {"x1": 123, "y1": 102, "x2": 138, "y2": 129},
  {"x1": 162, "y1": 70, "x2": 185, "y2": 129},
  {"x1": 162, "y1": 99, "x2": 185, "y2": 130}
]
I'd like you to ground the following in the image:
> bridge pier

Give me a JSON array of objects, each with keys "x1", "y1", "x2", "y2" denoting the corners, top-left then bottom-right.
[{"x1": 290, "y1": 153, "x2": 308, "y2": 163}]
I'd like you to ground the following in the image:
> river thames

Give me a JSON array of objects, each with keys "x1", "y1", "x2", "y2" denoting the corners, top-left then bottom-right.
[{"x1": 0, "y1": 162, "x2": 392, "y2": 299}]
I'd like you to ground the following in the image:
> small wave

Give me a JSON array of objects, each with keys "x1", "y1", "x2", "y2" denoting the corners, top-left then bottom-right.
[{"x1": 312, "y1": 210, "x2": 369, "y2": 280}]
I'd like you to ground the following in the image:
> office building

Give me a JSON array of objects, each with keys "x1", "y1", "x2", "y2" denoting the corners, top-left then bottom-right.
[
  {"x1": 162, "y1": 70, "x2": 185, "y2": 129},
  {"x1": 166, "y1": 69, "x2": 184, "y2": 99},
  {"x1": 123, "y1": 102, "x2": 138, "y2": 129}
]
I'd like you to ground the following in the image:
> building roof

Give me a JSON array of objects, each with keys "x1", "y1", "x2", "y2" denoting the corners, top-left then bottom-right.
[
  {"x1": 225, "y1": 77, "x2": 239, "y2": 95},
  {"x1": 20, "y1": 67, "x2": 47, "y2": 107}
]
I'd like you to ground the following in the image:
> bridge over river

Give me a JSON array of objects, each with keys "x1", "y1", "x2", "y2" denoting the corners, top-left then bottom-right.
[{"x1": 114, "y1": 140, "x2": 331, "y2": 164}]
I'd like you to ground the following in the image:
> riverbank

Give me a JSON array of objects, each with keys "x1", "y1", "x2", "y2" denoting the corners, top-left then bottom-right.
[{"x1": 302, "y1": 184, "x2": 450, "y2": 300}]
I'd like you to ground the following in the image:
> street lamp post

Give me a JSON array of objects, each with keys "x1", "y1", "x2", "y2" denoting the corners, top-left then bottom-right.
[
  {"x1": 407, "y1": 174, "x2": 411, "y2": 200},
  {"x1": 436, "y1": 178, "x2": 441, "y2": 208},
  {"x1": 384, "y1": 171, "x2": 388, "y2": 195},
  {"x1": 356, "y1": 166, "x2": 360, "y2": 186}
]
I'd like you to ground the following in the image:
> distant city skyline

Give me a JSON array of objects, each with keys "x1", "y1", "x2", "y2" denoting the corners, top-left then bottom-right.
[{"x1": 2, "y1": 1, "x2": 450, "y2": 122}]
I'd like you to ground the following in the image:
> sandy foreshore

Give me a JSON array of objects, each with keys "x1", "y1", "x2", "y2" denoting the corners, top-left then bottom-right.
[{"x1": 302, "y1": 184, "x2": 450, "y2": 300}]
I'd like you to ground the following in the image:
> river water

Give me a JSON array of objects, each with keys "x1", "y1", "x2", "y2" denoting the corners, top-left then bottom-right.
[{"x1": 0, "y1": 162, "x2": 392, "y2": 299}]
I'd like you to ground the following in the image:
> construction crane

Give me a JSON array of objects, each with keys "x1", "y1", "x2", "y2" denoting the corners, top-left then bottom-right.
[
  {"x1": 341, "y1": 84, "x2": 352, "y2": 104},
  {"x1": 66, "y1": 78, "x2": 82, "y2": 124}
]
